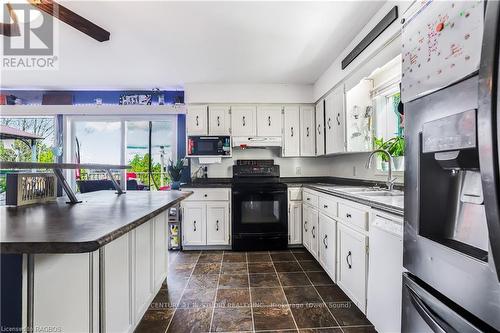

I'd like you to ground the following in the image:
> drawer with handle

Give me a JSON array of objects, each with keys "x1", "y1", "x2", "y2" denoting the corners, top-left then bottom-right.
[
  {"x1": 319, "y1": 197, "x2": 337, "y2": 218},
  {"x1": 338, "y1": 202, "x2": 369, "y2": 231},
  {"x1": 183, "y1": 188, "x2": 230, "y2": 201},
  {"x1": 303, "y1": 191, "x2": 319, "y2": 208}
]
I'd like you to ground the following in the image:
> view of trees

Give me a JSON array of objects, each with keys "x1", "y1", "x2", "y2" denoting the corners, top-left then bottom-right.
[
  {"x1": 129, "y1": 153, "x2": 169, "y2": 190},
  {"x1": 0, "y1": 118, "x2": 55, "y2": 163}
]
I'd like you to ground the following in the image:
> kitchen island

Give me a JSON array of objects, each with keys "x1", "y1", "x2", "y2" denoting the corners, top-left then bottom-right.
[{"x1": 1, "y1": 190, "x2": 192, "y2": 333}]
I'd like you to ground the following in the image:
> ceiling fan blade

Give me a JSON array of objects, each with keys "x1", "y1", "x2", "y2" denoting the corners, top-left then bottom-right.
[
  {"x1": 28, "y1": 0, "x2": 110, "y2": 42},
  {"x1": 0, "y1": 3, "x2": 21, "y2": 37}
]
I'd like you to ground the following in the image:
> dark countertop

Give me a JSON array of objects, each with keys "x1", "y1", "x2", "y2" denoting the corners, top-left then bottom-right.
[
  {"x1": 182, "y1": 177, "x2": 404, "y2": 216},
  {"x1": 303, "y1": 184, "x2": 404, "y2": 216},
  {"x1": 1, "y1": 190, "x2": 192, "y2": 254}
]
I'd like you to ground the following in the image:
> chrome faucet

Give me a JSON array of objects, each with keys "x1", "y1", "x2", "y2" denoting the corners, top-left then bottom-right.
[{"x1": 366, "y1": 149, "x2": 397, "y2": 191}]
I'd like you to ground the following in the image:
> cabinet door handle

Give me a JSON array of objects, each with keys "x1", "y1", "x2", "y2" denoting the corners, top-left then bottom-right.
[
  {"x1": 291, "y1": 127, "x2": 294, "y2": 137},
  {"x1": 304, "y1": 221, "x2": 308, "y2": 232},
  {"x1": 317, "y1": 124, "x2": 321, "y2": 135},
  {"x1": 204, "y1": 194, "x2": 208, "y2": 198},
  {"x1": 195, "y1": 115, "x2": 199, "y2": 126},
  {"x1": 306, "y1": 197, "x2": 310, "y2": 201},
  {"x1": 346, "y1": 251, "x2": 352, "y2": 269},
  {"x1": 336, "y1": 113, "x2": 341, "y2": 126},
  {"x1": 323, "y1": 204, "x2": 328, "y2": 208},
  {"x1": 268, "y1": 116, "x2": 271, "y2": 126},
  {"x1": 306, "y1": 127, "x2": 310, "y2": 137},
  {"x1": 216, "y1": 220, "x2": 219, "y2": 231},
  {"x1": 217, "y1": 116, "x2": 220, "y2": 127},
  {"x1": 327, "y1": 118, "x2": 332, "y2": 130},
  {"x1": 346, "y1": 213, "x2": 352, "y2": 218},
  {"x1": 312, "y1": 226, "x2": 316, "y2": 238},
  {"x1": 242, "y1": 116, "x2": 246, "y2": 126},
  {"x1": 193, "y1": 221, "x2": 197, "y2": 232},
  {"x1": 323, "y1": 235, "x2": 328, "y2": 249}
]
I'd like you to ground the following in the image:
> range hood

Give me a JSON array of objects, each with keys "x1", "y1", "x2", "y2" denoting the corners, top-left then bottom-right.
[{"x1": 232, "y1": 136, "x2": 282, "y2": 148}]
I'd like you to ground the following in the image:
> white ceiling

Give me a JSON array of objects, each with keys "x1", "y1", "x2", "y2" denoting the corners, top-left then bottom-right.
[{"x1": 1, "y1": 1, "x2": 384, "y2": 90}]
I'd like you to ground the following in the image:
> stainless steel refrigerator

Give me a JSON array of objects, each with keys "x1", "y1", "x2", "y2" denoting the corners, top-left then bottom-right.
[{"x1": 402, "y1": 1, "x2": 500, "y2": 332}]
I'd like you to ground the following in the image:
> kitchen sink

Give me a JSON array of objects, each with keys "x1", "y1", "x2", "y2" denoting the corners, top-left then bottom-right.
[
  {"x1": 359, "y1": 190, "x2": 404, "y2": 197},
  {"x1": 330, "y1": 186, "x2": 383, "y2": 193}
]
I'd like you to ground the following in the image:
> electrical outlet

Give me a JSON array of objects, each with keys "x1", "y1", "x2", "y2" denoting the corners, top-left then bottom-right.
[
  {"x1": 295, "y1": 167, "x2": 302, "y2": 176},
  {"x1": 353, "y1": 166, "x2": 357, "y2": 177}
]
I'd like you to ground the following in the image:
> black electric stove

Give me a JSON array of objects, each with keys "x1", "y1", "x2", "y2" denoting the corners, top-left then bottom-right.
[{"x1": 231, "y1": 160, "x2": 288, "y2": 251}]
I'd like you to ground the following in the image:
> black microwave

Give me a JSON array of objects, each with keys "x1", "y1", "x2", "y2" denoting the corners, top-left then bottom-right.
[{"x1": 187, "y1": 136, "x2": 231, "y2": 156}]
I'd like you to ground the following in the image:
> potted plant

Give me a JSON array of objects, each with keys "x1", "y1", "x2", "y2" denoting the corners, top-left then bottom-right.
[
  {"x1": 373, "y1": 136, "x2": 405, "y2": 171},
  {"x1": 373, "y1": 136, "x2": 391, "y2": 171},
  {"x1": 167, "y1": 159, "x2": 184, "y2": 190}
]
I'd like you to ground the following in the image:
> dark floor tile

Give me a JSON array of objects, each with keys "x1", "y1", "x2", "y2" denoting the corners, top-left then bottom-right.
[
  {"x1": 178, "y1": 288, "x2": 216, "y2": 308},
  {"x1": 271, "y1": 252, "x2": 296, "y2": 262},
  {"x1": 249, "y1": 262, "x2": 275, "y2": 273},
  {"x1": 299, "y1": 260, "x2": 324, "y2": 271},
  {"x1": 162, "y1": 276, "x2": 189, "y2": 291},
  {"x1": 269, "y1": 250, "x2": 292, "y2": 254},
  {"x1": 253, "y1": 306, "x2": 296, "y2": 331},
  {"x1": 221, "y1": 262, "x2": 248, "y2": 274},
  {"x1": 223, "y1": 253, "x2": 247, "y2": 262},
  {"x1": 186, "y1": 274, "x2": 218, "y2": 290},
  {"x1": 166, "y1": 307, "x2": 211, "y2": 333},
  {"x1": 327, "y1": 301, "x2": 371, "y2": 326},
  {"x1": 215, "y1": 288, "x2": 251, "y2": 307},
  {"x1": 169, "y1": 263, "x2": 195, "y2": 277},
  {"x1": 274, "y1": 261, "x2": 302, "y2": 272},
  {"x1": 291, "y1": 304, "x2": 338, "y2": 328},
  {"x1": 150, "y1": 288, "x2": 182, "y2": 309},
  {"x1": 278, "y1": 272, "x2": 312, "y2": 286},
  {"x1": 249, "y1": 273, "x2": 280, "y2": 287},
  {"x1": 201, "y1": 250, "x2": 224, "y2": 254},
  {"x1": 192, "y1": 262, "x2": 221, "y2": 275},
  {"x1": 211, "y1": 307, "x2": 253, "y2": 332},
  {"x1": 175, "y1": 252, "x2": 200, "y2": 263},
  {"x1": 299, "y1": 329, "x2": 342, "y2": 333},
  {"x1": 341, "y1": 327, "x2": 377, "y2": 333},
  {"x1": 306, "y1": 271, "x2": 334, "y2": 286},
  {"x1": 219, "y1": 274, "x2": 249, "y2": 288},
  {"x1": 290, "y1": 248, "x2": 308, "y2": 253},
  {"x1": 283, "y1": 286, "x2": 323, "y2": 305},
  {"x1": 293, "y1": 252, "x2": 316, "y2": 261},
  {"x1": 315, "y1": 285, "x2": 350, "y2": 303},
  {"x1": 197, "y1": 253, "x2": 223, "y2": 263},
  {"x1": 251, "y1": 287, "x2": 287, "y2": 307},
  {"x1": 135, "y1": 308, "x2": 174, "y2": 333},
  {"x1": 248, "y1": 252, "x2": 272, "y2": 262}
]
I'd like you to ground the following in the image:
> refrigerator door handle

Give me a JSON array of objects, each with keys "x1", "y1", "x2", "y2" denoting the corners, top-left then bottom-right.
[
  {"x1": 408, "y1": 287, "x2": 447, "y2": 333},
  {"x1": 478, "y1": 0, "x2": 500, "y2": 281}
]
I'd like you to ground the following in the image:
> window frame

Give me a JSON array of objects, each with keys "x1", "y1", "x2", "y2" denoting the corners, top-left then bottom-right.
[{"x1": 64, "y1": 114, "x2": 178, "y2": 190}]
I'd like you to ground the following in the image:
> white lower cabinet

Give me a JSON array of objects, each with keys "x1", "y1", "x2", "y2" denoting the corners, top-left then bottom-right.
[
  {"x1": 302, "y1": 204, "x2": 311, "y2": 251},
  {"x1": 182, "y1": 202, "x2": 206, "y2": 246},
  {"x1": 309, "y1": 208, "x2": 319, "y2": 259},
  {"x1": 318, "y1": 213, "x2": 336, "y2": 281},
  {"x1": 206, "y1": 202, "x2": 230, "y2": 245},
  {"x1": 28, "y1": 212, "x2": 169, "y2": 333},
  {"x1": 337, "y1": 222, "x2": 368, "y2": 313},
  {"x1": 182, "y1": 188, "x2": 231, "y2": 247},
  {"x1": 288, "y1": 201, "x2": 302, "y2": 245}
]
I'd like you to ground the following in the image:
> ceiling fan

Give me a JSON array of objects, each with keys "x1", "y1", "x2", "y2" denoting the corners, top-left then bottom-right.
[{"x1": 1, "y1": 0, "x2": 110, "y2": 42}]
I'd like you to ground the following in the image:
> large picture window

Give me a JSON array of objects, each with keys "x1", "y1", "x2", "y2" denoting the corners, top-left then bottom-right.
[{"x1": 67, "y1": 116, "x2": 177, "y2": 191}]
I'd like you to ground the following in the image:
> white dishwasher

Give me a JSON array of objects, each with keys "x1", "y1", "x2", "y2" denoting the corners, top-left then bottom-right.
[{"x1": 367, "y1": 210, "x2": 404, "y2": 333}]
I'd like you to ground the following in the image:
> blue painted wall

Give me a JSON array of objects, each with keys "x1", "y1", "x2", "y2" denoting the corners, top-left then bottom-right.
[{"x1": 1, "y1": 90, "x2": 184, "y2": 105}]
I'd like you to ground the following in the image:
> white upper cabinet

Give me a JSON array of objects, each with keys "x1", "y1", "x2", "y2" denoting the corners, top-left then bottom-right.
[
  {"x1": 208, "y1": 105, "x2": 231, "y2": 135},
  {"x1": 257, "y1": 105, "x2": 282, "y2": 137},
  {"x1": 187, "y1": 105, "x2": 208, "y2": 135},
  {"x1": 325, "y1": 86, "x2": 346, "y2": 154},
  {"x1": 345, "y1": 79, "x2": 373, "y2": 152},
  {"x1": 283, "y1": 105, "x2": 300, "y2": 157},
  {"x1": 231, "y1": 105, "x2": 256, "y2": 137},
  {"x1": 316, "y1": 99, "x2": 325, "y2": 156},
  {"x1": 300, "y1": 105, "x2": 316, "y2": 157}
]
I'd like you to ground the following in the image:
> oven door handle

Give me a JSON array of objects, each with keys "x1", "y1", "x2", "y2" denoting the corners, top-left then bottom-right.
[{"x1": 233, "y1": 190, "x2": 285, "y2": 195}]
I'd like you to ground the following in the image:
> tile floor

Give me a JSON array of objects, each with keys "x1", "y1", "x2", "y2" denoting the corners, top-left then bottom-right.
[{"x1": 135, "y1": 249, "x2": 376, "y2": 333}]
